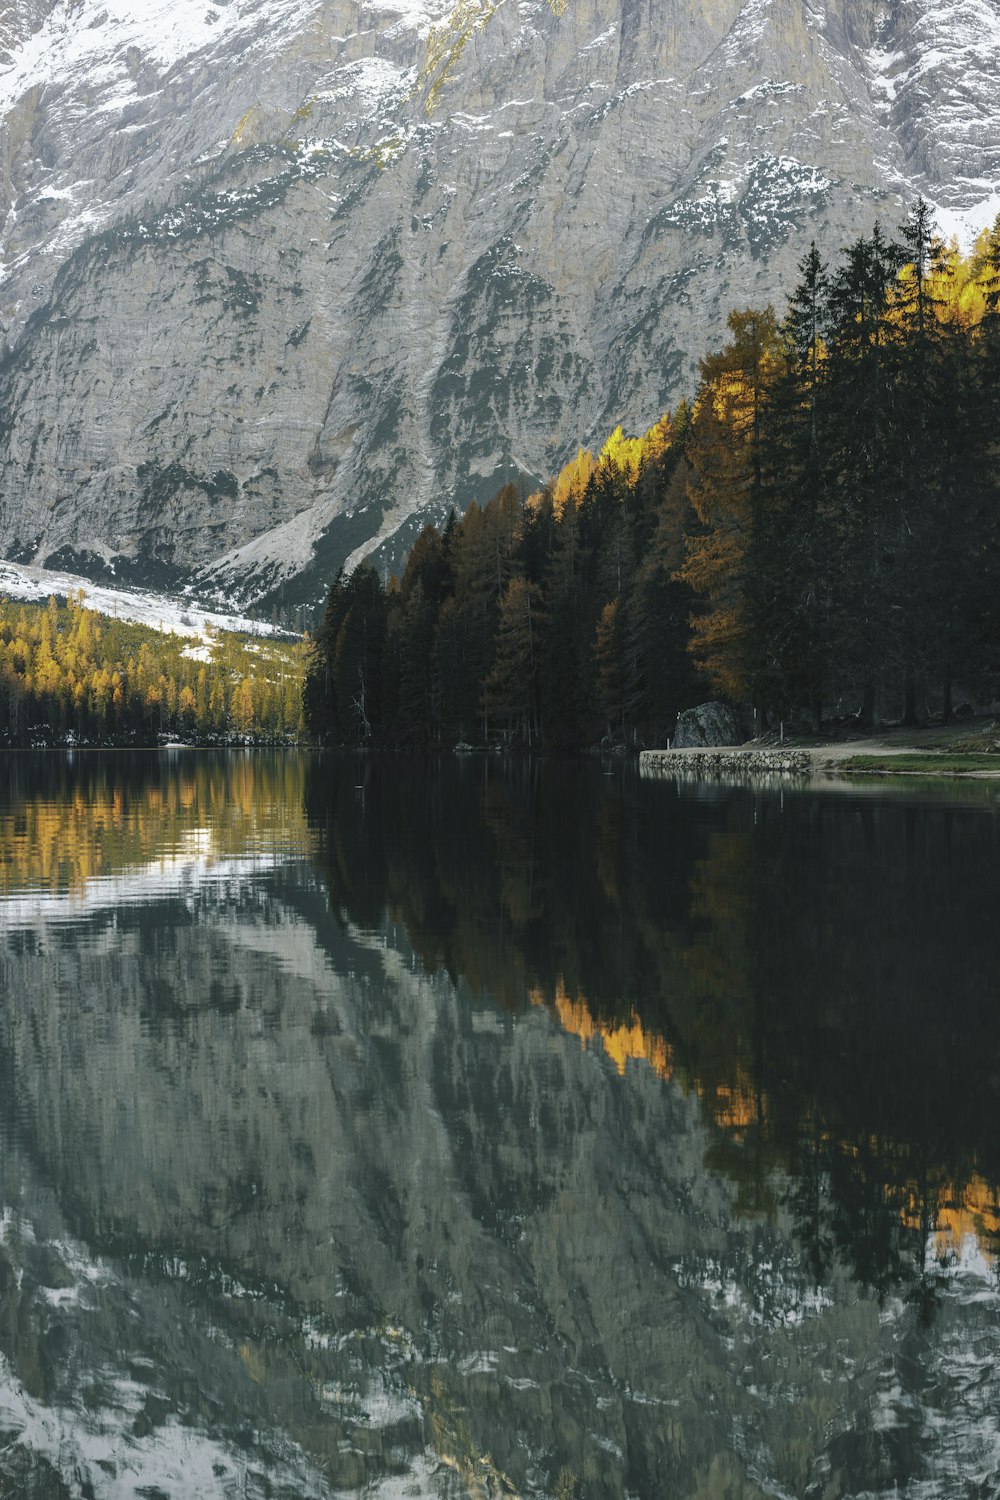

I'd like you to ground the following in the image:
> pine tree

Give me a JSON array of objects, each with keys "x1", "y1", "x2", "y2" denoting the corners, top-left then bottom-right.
[
  {"x1": 760, "y1": 243, "x2": 834, "y2": 727},
  {"x1": 538, "y1": 496, "x2": 589, "y2": 749},
  {"x1": 594, "y1": 600, "x2": 625, "y2": 742},
  {"x1": 303, "y1": 570, "x2": 349, "y2": 742},
  {"x1": 331, "y1": 565, "x2": 388, "y2": 745},
  {"x1": 626, "y1": 457, "x2": 702, "y2": 744},
  {"x1": 485, "y1": 578, "x2": 541, "y2": 746},
  {"x1": 894, "y1": 198, "x2": 955, "y2": 720},
  {"x1": 678, "y1": 307, "x2": 781, "y2": 707},
  {"x1": 396, "y1": 524, "x2": 453, "y2": 743},
  {"x1": 823, "y1": 224, "x2": 904, "y2": 723},
  {"x1": 433, "y1": 486, "x2": 521, "y2": 742}
]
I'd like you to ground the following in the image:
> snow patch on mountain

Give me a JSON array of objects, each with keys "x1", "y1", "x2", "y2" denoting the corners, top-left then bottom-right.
[
  {"x1": 933, "y1": 191, "x2": 1000, "y2": 249},
  {"x1": 0, "y1": 560, "x2": 286, "y2": 640},
  {"x1": 3, "y1": 0, "x2": 1000, "y2": 601},
  {"x1": 0, "y1": 0, "x2": 310, "y2": 97},
  {"x1": 365, "y1": 0, "x2": 456, "y2": 37}
]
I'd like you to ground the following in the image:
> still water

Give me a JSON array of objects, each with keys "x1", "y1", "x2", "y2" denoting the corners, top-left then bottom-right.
[{"x1": 0, "y1": 751, "x2": 999, "y2": 1499}]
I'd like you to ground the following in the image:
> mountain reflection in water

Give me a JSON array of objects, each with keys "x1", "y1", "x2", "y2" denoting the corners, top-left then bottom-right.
[{"x1": 0, "y1": 750, "x2": 998, "y2": 1498}]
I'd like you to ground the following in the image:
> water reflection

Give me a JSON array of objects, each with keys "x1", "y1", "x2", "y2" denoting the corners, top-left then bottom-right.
[
  {"x1": 0, "y1": 751, "x2": 997, "y2": 1496},
  {"x1": 311, "y1": 757, "x2": 1000, "y2": 1281}
]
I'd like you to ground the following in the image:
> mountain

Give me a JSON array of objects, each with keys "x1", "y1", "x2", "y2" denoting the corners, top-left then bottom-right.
[{"x1": 1, "y1": 0, "x2": 998, "y2": 609}]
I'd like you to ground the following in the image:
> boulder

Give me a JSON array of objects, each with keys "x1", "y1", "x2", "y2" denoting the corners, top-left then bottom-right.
[{"x1": 672, "y1": 702, "x2": 748, "y2": 749}]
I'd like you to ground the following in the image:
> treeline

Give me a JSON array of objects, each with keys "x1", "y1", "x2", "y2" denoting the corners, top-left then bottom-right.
[
  {"x1": 306, "y1": 419, "x2": 701, "y2": 750},
  {"x1": 686, "y1": 201, "x2": 1000, "y2": 728},
  {"x1": 0, "y1": 592, "x2": 307, "y2": 746},
  {"x1": 306, "y1": 202, "x2": 1000, "y2": 748}
]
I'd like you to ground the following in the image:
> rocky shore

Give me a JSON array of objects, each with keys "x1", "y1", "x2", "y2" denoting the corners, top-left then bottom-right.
[
  {"x1": 640, "y1": 742, "x2": 1000, "y2": 781},
  {"x1": 641, "y1": 747, "x2": 814, "y2": 780}
]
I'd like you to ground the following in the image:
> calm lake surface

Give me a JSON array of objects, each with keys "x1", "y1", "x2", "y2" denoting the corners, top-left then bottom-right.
[{"x1": 0, "y1": 751, "x2": 999, "y2": 1499}]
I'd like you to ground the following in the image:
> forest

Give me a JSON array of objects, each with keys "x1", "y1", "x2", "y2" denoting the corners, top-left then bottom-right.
[
  {"x1": 305, "y1": 202, "x2": 1000, "y2": 749},
  {"x1": 0, "y1": 591, "x2": 307, "y2": 746}
]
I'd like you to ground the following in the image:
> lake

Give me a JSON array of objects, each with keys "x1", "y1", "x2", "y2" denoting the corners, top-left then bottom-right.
[{"x1": 0, "y1": 750, "x2": 998, "y2": 1498}]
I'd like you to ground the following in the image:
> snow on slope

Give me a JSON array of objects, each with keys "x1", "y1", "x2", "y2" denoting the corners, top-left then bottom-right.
[
  {"x1": 866, "y1": 0, "x2": 1000, "y2": 242},
  {"x1": 0, "y1": 0, "x2": 309, "y2": 100},
  {"x1": 0, "y1": 559, "x2": 288, "y2": 640},
  {"x1": 4, "y1": 0, "x2": 1000, "y2": 603},
  {"x1": 933, "y1": 192, "x2": 1000, "y2": 248}
]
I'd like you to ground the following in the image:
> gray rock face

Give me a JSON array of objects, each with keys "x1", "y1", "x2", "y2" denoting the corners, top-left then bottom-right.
[
  {"x1": 672, "y1": 700, "x2": 748, "y2": 747},
  {"x1": 1, "y1": 0, "x2": 998, "y2": 606}
]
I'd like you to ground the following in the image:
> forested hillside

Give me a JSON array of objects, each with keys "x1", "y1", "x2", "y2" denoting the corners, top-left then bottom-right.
[
  {"x1": 0, "y1": 592, "x2": 307, "y2": 746},
  {"x1": 306, "y1": 205, "x2": 1000, "y2": 749}
]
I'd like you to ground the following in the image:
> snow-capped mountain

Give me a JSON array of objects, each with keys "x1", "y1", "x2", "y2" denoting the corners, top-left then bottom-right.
[{"x1": 1, "y1": 0, "x2": 998, "y2": 606}]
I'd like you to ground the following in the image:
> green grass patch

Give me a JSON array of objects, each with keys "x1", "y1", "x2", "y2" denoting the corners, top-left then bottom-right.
[{"x1": 841, "y1": 753, "x2": 1000, "y2": 775}]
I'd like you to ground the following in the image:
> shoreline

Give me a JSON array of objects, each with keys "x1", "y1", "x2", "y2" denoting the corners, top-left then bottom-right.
[{"x1": 640, "y1": 742, "x2": 1000, "y2": 780}]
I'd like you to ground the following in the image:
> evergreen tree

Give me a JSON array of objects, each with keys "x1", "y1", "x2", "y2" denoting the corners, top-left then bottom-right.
[
  {"x1": 330, "y1": 564, "x2": 388, "y2": 744},
  {"x1": 678, "y1": 307, "x2": 781, "y2": 707},
  {"x1": 485, "y1": 578, "x2": 541, "y2": 746},
  {"x1": 594, "y1": 599, "x2": 625, "y2": 742},
  {"x1": 396, "y1": 524, "x2": 452, "y2": 743},
  {"x1": 538, "y1": 496, "x2": 590, "y2": 749},
  {"x1": 823, "y1": 224, "x2": 904, "y2": 723},
  {"x1": 623, "y1": 446, "x2": 700, "y2": 744},
  {"x1": 434, "y1": 485, "x2": 521, "y2": 742},
  {"x1": 894, "y1": 198, "x2": 952, "y2": 720},
  {"x1": 759, "y1": 243, "x2": 834, "y2": 726}
]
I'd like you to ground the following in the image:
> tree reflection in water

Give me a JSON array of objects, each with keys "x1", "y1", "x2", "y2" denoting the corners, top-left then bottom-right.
[
  {"x1": 0, "y1": 750, "x2": 996, "y2": 1496},
  {"x1": 307, "y1": 754, "x2": 1000, "y2": 1298}
]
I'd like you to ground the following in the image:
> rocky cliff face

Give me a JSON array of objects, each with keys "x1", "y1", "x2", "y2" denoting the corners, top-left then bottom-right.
[{"x1": 1, "y1": 0, "x2": 998, "y2": 606}]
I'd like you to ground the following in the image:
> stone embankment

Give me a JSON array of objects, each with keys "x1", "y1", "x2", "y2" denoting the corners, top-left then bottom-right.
[{"x1": 640, "y1": 748, "x2": 814, "y2": 780}]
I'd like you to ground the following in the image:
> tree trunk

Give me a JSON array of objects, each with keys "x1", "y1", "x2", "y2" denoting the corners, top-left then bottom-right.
[
  {"x1": 860, "y1": 679, "x2": 884, "y2": 729},
  {"x1": 942, "y1": 663, "x2": 953, "y2": 723}
]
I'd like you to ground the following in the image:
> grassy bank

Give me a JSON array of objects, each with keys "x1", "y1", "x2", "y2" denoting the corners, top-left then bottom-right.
[
  {"x1": 780, "y1": 717, "x2": 1000, "y2": 776},
  {"x1": 838, "y1": 751, "x2": 1000, "y2": 776}
]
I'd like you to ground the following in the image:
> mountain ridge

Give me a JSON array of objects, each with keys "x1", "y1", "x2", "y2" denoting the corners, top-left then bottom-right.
[{"x1": 1, "y1": 0, "x2": 998, "y2": 607}]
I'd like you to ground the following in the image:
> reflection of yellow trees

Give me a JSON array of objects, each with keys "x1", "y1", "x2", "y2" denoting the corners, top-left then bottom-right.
[
  {"x1": 902, "y1": 1173, "x2": 1000, "y2": 1262},
  {"x1": 642, "y1": 827, "x2": 763, "y2": 1132},
  {"x1": 533, "y1": 980, "x2": 766, "y2": 1150},
  {"x1": 706, "y1": 1073, "x2": 763, "y2": 1131},
  {"x1": 536, "y1": 972, "x2": 1000, "y2": 1261},
  {"x1": 0, "y1": 754, "x2": 313, "y2": 895},
  {"x1": 532, "y1": 980, "x2": 674, "y2": 1080},
  {"x1": 313, "y1": 760, "x2": 1000, "y2": 1268}
]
